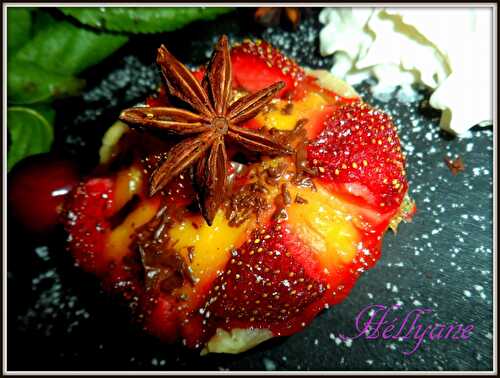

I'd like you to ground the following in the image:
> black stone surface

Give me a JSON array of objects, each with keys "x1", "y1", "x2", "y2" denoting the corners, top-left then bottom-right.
[{"x1": 6, "y1": 8, "x2": 494, "y2": 372}]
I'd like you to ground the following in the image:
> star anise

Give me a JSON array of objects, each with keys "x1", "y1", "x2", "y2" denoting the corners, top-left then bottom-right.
[
  {"x1": 119, "y1": 35, "x2": 293, "y2": 226},
  {"x1": 254, "y1": 7, "x2": 302, "y2": 30}
]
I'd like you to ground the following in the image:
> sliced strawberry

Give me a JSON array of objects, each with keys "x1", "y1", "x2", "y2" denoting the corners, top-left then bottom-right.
[
  {"x1": 201, "y1": 221, "x2": 328, "y2": 339},
  {"x1": 230, "y1": 39, "x2": 305, "y2": 98},
  {"x1": 162, "y1": 172, "x2": 196, "y2": 208},
  {"x1": 63, "y1": 178, "x2": 115, "y2": 273},
  {"x1": 61, "y1": 38, "x2": 414, "y2": 353},
  {"x1": 181, "y1": 314, "x2": 205, "y2": 348},
  {"x1": 308, "y1": 101, "x2": 408, "y2": 213},
  {"x1": 141, "y1": 293, "x2": 180, "y2": 343},
  {"x1": 151, "y1": 41, "x2": 303, "y2": 105},
  {"x1": 192, "y1": 66, "x2": 205, "y2": 83},
  {"x1": 146, "y1": 85, "x2": 170, "y2": 107},
  {"x1": 101, "y1": 256, "x2": 143, "y2": 302}
]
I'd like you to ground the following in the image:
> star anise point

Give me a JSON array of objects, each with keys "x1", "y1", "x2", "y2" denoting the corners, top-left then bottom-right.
[{"x1": 120, "y1": 35, "x2": 293, "y2": 225}]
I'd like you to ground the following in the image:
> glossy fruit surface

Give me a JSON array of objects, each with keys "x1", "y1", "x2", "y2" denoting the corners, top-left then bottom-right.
[
  {"x1": 308, "y1": 101, "x2": 408, "y2": 212},
  {"x1": 62, "y1": 40, "x2": 414, "y2": 352},
  {"x1": 231, "y1": 39, "x2": 305, "y2": 97},
  {"x1": 8, "y1": 154, "x2": 80, "y2": 233}
]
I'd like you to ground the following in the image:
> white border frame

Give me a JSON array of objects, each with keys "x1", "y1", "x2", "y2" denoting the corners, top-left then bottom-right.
[{"x1": 2, "y1": 2, "x2": 497, "y2": 375}]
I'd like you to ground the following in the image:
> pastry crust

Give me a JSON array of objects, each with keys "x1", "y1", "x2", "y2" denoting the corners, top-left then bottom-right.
[
  {"x1": 305, "y1": 68, "x2": 359, "y2": 99},
  {"x1": 201, "y1": 328, "x2": 273, "y2": 355}
]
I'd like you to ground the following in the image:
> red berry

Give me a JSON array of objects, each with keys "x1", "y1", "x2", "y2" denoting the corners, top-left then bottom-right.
[
  {"x1": 191, "y1": 67, "x2": 205, "y2": 83},
  {"x1": 8, "y1": 154, "x2": 80, "y2": 233},
  {"x1": 142, "y1": 293, "x2": 179, "y2": 343},
  {"x1": 202, "y1": 222, "x2": 327, "y2": 338},
  {"x1": 63, "y1": 177, "x2": 115, "y2": 273},
  {"x1": 308, "y1": 101, "x2": 408, "y2": 213},
  {"x1": 61, "y1": 41, "x2": 414, "y2": 351},
  {"x1": 230, "y1": 40, "x2": 305, "y2": 98},
  {"x1": 146, "y1": 85, "x2": 171, "y2": 107}
]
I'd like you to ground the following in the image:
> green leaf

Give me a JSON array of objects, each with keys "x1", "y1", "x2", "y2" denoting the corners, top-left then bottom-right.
[
  {"x1": 8, "y1": 60, "x2": 84, "y2": 105},
  {"x1": 7, "y1": 106, "x2": 54, "y2": 171},
  {"x1": 59, "y1": 7, "x2": 234, "y2": 34},
  {"x1": 7, "y1": 8, "x2": 32, "y2": 55},
  {"x1": 14, "y1": 13, "x2": 128, "y2": 75},
  {"x1": 30, "y1": 105, "x2": 56, "y2": 125},
  {"x1": 31, "y1": 8, "x2": 59, "y2": 35}
]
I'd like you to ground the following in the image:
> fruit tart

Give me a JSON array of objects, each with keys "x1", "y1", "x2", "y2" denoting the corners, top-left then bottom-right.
[{"x1": 63, "y1": 35, "x2": 415, "y2": 354}]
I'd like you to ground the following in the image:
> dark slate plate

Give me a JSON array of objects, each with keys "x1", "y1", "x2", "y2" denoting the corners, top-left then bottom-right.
[{"x1": 6, "y1": 8, "x2": 494, "y2": 372}]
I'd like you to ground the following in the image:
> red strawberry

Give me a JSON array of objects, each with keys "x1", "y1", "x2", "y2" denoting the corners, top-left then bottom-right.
[
  {"x1": 146, "y1": 85, "x2": 170, "y2": 107},
  {"x1": 149, "y1": 41, "x2": 304, "y2": 104},
  {"x1": 101, "y1": 256, "x2": 143, "y2": 301},
  {"x1": 141, "y1": 293, "x2": 180, "y2": 343},
  {"x1": 201, "y1": 222, "x2": 328, "y2": 339},
  {"x1": 61, "y1": 38, "x2": 415, "y2": 353},
  {"x1": 63, "y1": 178, "x2": 115, "y2": 273},
  {"x1": 230, "y1": 39, "x2": 305, "y2": 98},
  {"x1": 308, "y1": 101, "x2": 408, "y2": 213},
  {"x1": 192, "y1": 67, "x2": 205, "y2": 83}
]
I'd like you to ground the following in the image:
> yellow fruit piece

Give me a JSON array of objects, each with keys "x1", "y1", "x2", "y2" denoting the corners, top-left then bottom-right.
[
  {"x1": 99, "y1": 121, "x2": 129, "y2": 164},
  {"x1": 255, "y1": 92, "x2": 327, "y2": 131},
  {"x1": 171, "y1": 212, "x2": 252, "y2": 281},
  {"x1": 105, "y1": 198, "x2": 160, "y2": 261},
  {"x1": 287, "y1": 185, "x2": 360, "y2": 271},
  {"x1": 170, "y1": 211, "x2": 254, "y2": 307},
  {"x1": 113, "y1": 165, "x2": 143, "y2": 212}
]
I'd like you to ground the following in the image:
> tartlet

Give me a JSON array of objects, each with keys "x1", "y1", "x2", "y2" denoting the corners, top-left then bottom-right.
[{"x1": 63, "y1": 35, "x2": 414, "y2": 354}]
